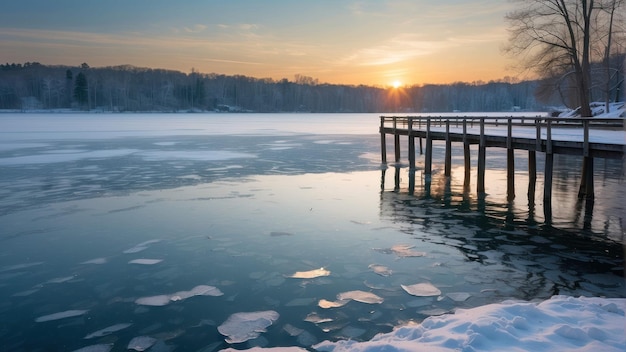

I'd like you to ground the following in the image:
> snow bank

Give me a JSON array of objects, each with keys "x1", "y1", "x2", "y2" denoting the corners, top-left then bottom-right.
[
  {"x1": 559, "y1": 102, "x2": 625, "y2": 118},
  {"x1": 311, "y1": 296, "x2": 625, "y2": 352},
  {"x1": 214, "y1": 296, "x2": 626, "y2": 352}
]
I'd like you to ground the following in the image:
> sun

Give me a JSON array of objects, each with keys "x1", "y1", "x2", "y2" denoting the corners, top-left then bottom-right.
[{"x1": 392, "y1": 80, "x2": 402, "y2": 89}]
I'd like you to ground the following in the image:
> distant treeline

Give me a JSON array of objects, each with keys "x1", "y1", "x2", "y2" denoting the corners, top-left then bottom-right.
[{"x1": 0, "y1": 62, "x2": 559, "y2": 113}]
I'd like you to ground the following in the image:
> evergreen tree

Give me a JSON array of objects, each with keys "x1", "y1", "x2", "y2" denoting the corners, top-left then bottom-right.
[
  {"x1": 65, "y1": 69, "x2": 73, "y2": 107},
  {"x1": 74, "y1": 72, "x2": 88, "y2": 108}
]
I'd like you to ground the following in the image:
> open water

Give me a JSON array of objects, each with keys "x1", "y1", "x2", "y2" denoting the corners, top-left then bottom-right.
[{"x1": 0, "y1": 113, "x2": 624, "y2": 351}]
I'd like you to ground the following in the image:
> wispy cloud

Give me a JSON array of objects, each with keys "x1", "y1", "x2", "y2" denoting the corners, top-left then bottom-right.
[{"x1": 183, "y1": 24, "x2": 207, "y2": 33}]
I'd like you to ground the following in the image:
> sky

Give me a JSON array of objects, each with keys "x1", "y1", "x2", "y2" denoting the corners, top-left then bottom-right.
[{"x1": 0, "y1": 0, "x2": 521, "y2": 87}]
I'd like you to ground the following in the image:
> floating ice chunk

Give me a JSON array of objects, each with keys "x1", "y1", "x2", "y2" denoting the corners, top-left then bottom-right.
[
  {"x1": 124, "y1": 240, "x2": 161, "y2": 254},
  {"x1": 220, "y1": 347, "x2": 308, "y2": 351},
  {"x1": 129, "y1": 259, "x2": 163, "y2": 265},
  {"x1": 287, "y1": 268, "x2": 330, "y2": 279},
  {"x1": 124, "y1": 246, "x2": 148, "y2": 254},
  {"x1": 35, "y1": 309, "x2": 88, "y2": 322},
  {"x1": 71, "y1": 344, "x2": 113, "y2": 352},
  {"x1": 0, "y1": 261, "x2": 44, "y2": 272},
  {"x1": 13, "y1": 288, "x2": 40, "y2": 297},
  {"x1": 368, "y1": 264, "x2": 392, "y2": 277},
  {"x1": 318, "y1": 299, "x2": 350, "y2": 309},
  {"x1": 127, "y1": 336, "x2": 157, "y2": 351},
  {"x1": 337, "y1": 290, "x2": 384, "y2": 304},
  {"x1": 191, "y1": 284, "x2": 224, "y2": 296},
  {"x1": 401, "y1": 283, "x2": 442, "y2": 297},
  {"x1": 447, "y1": 292, "x2": 471, "y2": 302},
  {"x1": 390, "y1": 244, "x2": 426, "y2": 257},
  {"x1": 84, "y1": 323, "x2": 132, "y2": 339},
  {"x1": 171, "y1": 285, "x2": 223, "y2": 301},
  {"x1": 217, "y1": 310, "x2": 279, "y2": 344},
  {"x1": 46, "y1": 275, "x2": 75, "y2": 284},
  {"x1": 81, "y1": 258, "x2": 107, "y2": 265},
  {"x1": 304, "y1": 313, "x2": 334, "y2": 324},
  {"x1": 373, "y1": 244, "x2": 426, "y2": 257},
  {"x1": 135, "y1": 285, "x2": 223, "y2": 306},
  {"x1": 135, "y1": 295, "x2": 171, "y2": 307},
  {"x1": 419, "y1": 307, "x2": 448, "y2": 316},
  {"x1": 270, "y1": 231, "x2": 294, "y2": 237}
]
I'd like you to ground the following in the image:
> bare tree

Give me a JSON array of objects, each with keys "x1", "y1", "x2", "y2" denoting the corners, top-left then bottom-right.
[{"x1": 505, "y1": 0, "x2": 625, "y2": 117}]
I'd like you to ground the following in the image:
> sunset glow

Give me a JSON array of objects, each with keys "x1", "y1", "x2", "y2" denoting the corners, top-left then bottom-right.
[
  {"x1": 0, "y1": 1, "x2": 518, "y2": 86},
  {"x1": 392, "y1": 80, "x2": 402, "y2": 89}
]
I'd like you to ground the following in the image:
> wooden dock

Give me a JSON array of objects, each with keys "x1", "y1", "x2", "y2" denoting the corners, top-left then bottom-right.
[{"x1": 379, "y1": 116, "x2": 625, "y2": 218}]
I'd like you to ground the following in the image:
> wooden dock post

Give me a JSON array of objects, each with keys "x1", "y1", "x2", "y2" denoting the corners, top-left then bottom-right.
[
  {"x1": 393, "y1": 117, "x2": 400, "y2": 163},
  {"x1": 425, "y1": 118, "x2": 432, "y2": 176},
  {"x1": 578, "y1": 120, "x2": 594, "y2": 201},
  {"x1": 528, "y1": 150, "x2": 536, "y2": 202},
  {"x1": 394, "y1": 166, "x2": 400, "y2": 192},
  {"x1": 477, "y1": 118, "x2": 486, "y2": 194},
  {"x1": 506, "y1": 118, "x2": 515, "y2": 201},
  {"x1": 463, "y1": 119, "x2": 470, "y2": 192},
  {"x1": 408, "y1": 117, "x2": 416, "y2": 170},
  {"x1": 445, "y1": 120, "x2": 452, "y2": 177},
  {"x1": 380, "y1": 116, "x2": 387, "y2": 164},
  {"x1": 544, "y1": 119, "x2": 553, "y2": 221}
]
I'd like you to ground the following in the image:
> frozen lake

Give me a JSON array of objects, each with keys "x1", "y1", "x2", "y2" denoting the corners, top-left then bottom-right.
[{"x1": 0, "y1": 113, "x2": 624, "y2": 351}]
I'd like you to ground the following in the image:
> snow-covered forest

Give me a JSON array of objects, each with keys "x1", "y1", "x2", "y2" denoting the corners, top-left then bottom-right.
[
  {"x1": 0, "y1": 62, "x2": 557, "y2": 113},
  {"x1": 1, "y1": 60, "x2": 623, "y2": 113}
]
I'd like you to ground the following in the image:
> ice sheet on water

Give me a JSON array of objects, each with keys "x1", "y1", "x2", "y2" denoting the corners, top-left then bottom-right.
[
  {"x1": 373, "y1": 244, "x2": 426, "y2": 257},
  {"x1": 318, "y1": 299, "x2": 350, "y2": 309},
  {"x1": 220, "y1": 347, "x2": 309, "y2": 351},
  {"x1": 139, "y1": 150, "x2": 256, "y2": 162},
  {"x1": 127, "y1": 336, "x2": 157, "y2": 351},
  {"x1": 270, "y1": 231, "x2": 294, "y2": 237},
  {"x1": 135, "y1": 285, "x2": 223, "y2": 306},
  {"x1": 368, "y1": 264, "x2": 392, "y2": 277},
  {"x1": 135, "y1": 294, "x2": 171, "y2": 307},
  {"x1": 128, "y1": 259, "x2": 163, "y2": 265},
  {"x1": 71, "y1": 344, "x2": 113, "y2": 352},
  {"x1": 123, "y1": 239, "x2": 161, "y2": 254},
  {"x1": 0, "y1": 149, "x2": 138, "y2": 165},
  {"x1": 45, "y1": 275, "x2": 75, "y2": 284},
  {"x1": 35, "y1": 309, "x2": 88, "y2": 322},
  {"x1": 401, "y1": 283, "x2": 442, "y2": 297},
  {"x1": 287, "y1": 268, "x2": 330, "y2": 279},
  {"x1": 336, "y1": 290, "x2": 384, "y2": 304},
  {"x1": 84, "y1": 323, "x2": 132, "y2": 339},
  {"x1": 81, "y1": 257, "x2": 107, "y2": 264},
  {"x1": 13, "y1": 288, "x2": 40, "y2": 297},
  {"x1": 304, "y1": 312, "x2": 334, "y2": 324},
  {"x1": 446, "y1": 292, "x2": 471, "y2": 302},
  {"x1": 0, "y1": 261, "x2": 44, "y2": 272},
  {"x1": 217, "y1": 310, "x2": 280, "y2": 344}
]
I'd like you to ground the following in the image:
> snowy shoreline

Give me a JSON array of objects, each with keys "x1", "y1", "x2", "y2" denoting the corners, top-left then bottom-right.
[{"x1": 220, "y1": 295, "x2": 626, "y2": 352}]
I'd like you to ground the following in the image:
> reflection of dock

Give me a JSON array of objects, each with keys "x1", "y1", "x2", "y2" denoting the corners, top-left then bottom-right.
[{"x1": 379, "y1": 116, "x2": 625, "y2": 220}]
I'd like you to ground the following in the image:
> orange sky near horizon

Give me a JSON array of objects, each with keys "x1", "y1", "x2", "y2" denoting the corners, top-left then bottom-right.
[{"x1": 0, "y1": 1, "x2": 522, "y2": 87}]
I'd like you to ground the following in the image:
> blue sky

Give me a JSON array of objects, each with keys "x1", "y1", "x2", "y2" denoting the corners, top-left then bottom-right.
[{"x1": 0, "y1": 0, "x2": 518, "y2": 86}]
